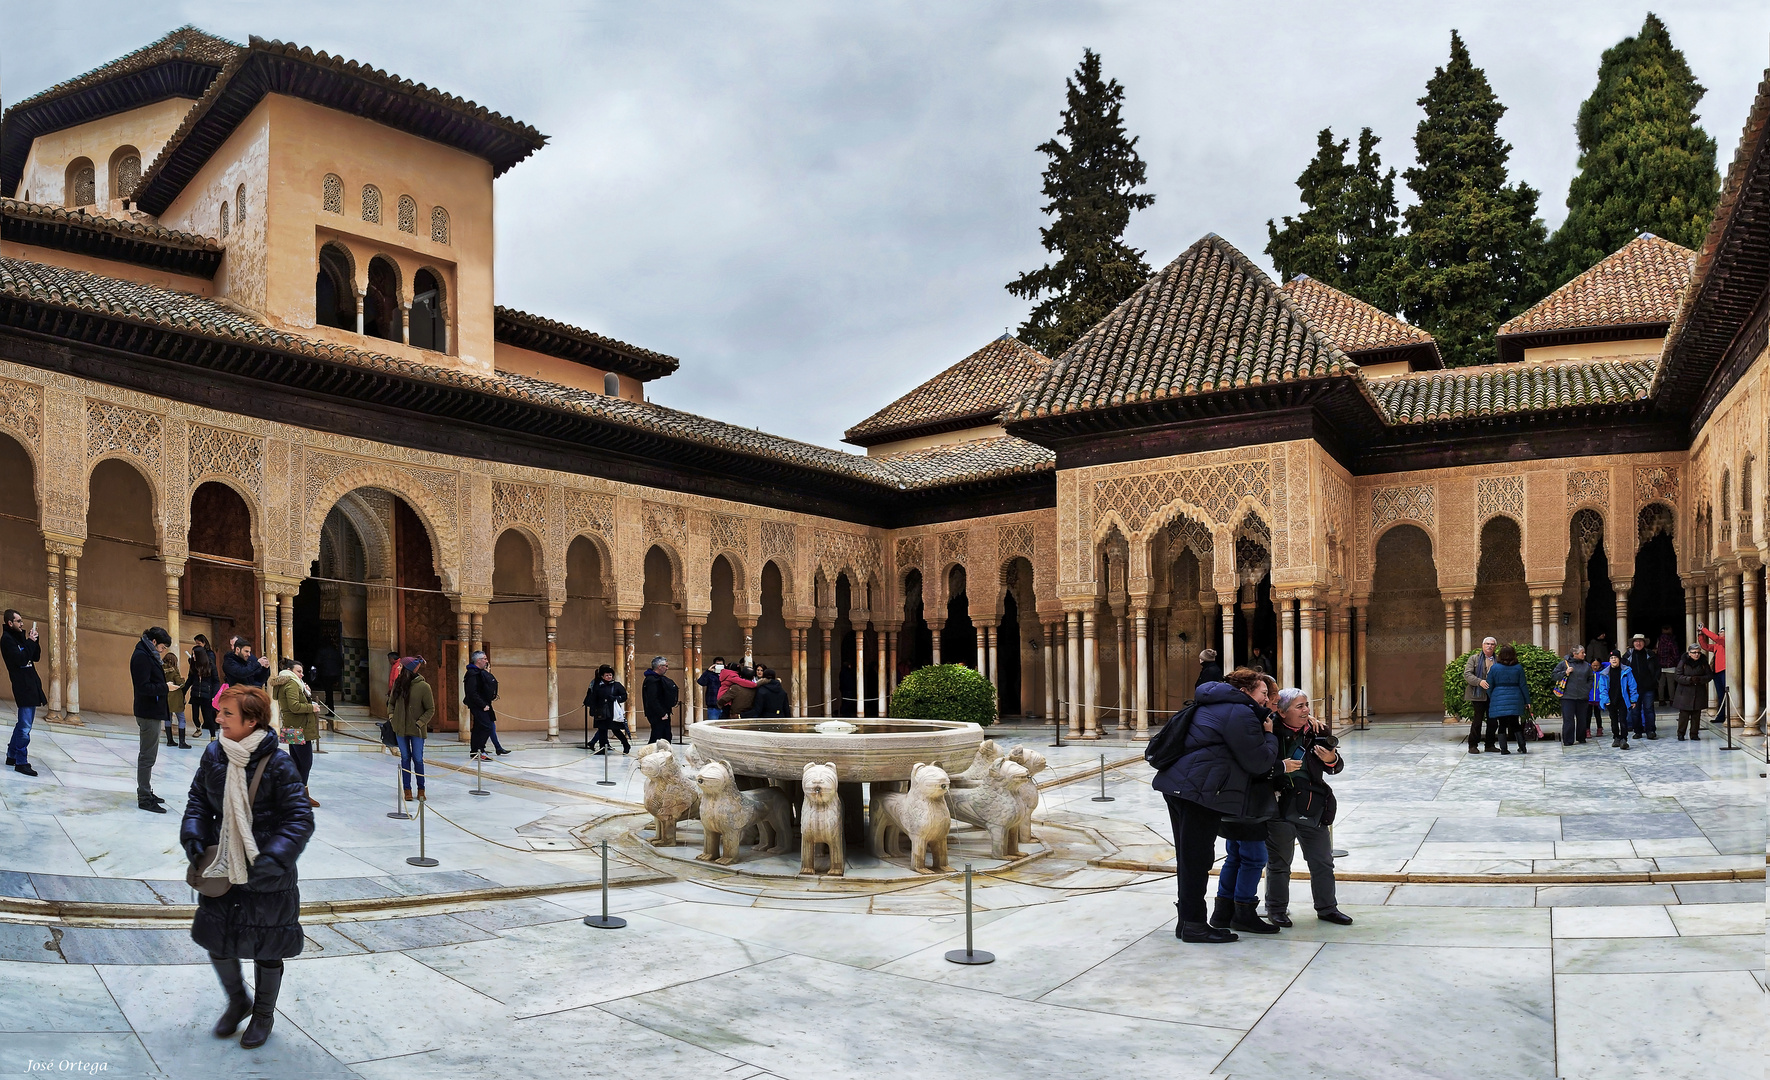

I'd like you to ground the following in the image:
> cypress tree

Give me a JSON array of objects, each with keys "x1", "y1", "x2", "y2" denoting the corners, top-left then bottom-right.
[
  {"x1": 1266, "y1": 127, "x2": 1400, "y2": 311},
  {"x1": 1266, "y1": 129, "x2": 1352, "y2": 286},
  {"x1": 1548, "y1": 13, "x2": 1719, "y2": 284},
  {"x1": 1392, "y1": 31, "x2": 1547, "y2": 367},
  {"x1": 1008, "y1": 49, "x2": 1155, "y2": 357}
]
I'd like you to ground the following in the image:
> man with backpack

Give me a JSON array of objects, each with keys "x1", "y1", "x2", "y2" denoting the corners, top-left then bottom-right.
[{"x1": 1622, "y1": 633, "x2": 1661, "y2": 740}]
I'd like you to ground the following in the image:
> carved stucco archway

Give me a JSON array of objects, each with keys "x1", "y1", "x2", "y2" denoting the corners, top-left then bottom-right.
[{"x1": 303, "y1": 466, "x2": 459, "y2": 591}]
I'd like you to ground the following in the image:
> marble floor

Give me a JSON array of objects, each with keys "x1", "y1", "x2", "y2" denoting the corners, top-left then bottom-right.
[{"x1": 0, "y1": 707, "x2": 1762, "y2": 1078}]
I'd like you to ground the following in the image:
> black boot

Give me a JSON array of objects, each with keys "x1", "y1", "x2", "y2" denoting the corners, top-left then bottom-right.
[
  {"x1": 1266, "y1": 906, "x2": 1293, "y2": 927},
  {"x1": 1517, "y1": 736, "x2": 1528, "y2": 754},
  {"x1": 177, "y1": 732, "x2": 191, "y2": 749},
  {"x1": 1178, "y1": 907, "x2": 1238, "y2": 943},
  {"x1": 166, "y1": 728, "x2": 176, "y2": 747},
  {"x1": 239, "y1": 961, "x2": 283, "y2": 1049},
  {"x1": 210, "y1": 956, "x2": 252, "y2": 1038},
  {"x1": 1231, "y1": 899, "x2": 1282, "y2": 934},
  {"x1": 1208, "y1": 895, "x2": 1234, "y2": 929}
]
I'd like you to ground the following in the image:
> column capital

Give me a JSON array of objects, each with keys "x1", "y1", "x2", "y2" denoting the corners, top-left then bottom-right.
[
  {"x1": 1270, "y1": 588, "x2": 1296, "y2": 602},
  {"x1": 162, "y1": 559, "x2": 187, "y2": 578},
  {"x1": 42, "y1": 534, "x2": 84, "y2": 559},
  {"x1": 262, "y1": 573, "x2": 304, "y2": 592}
]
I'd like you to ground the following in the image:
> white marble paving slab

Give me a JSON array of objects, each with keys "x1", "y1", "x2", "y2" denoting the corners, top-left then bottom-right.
[
  {"x1": 0, "y1": 962, "x2": 134, "y2": 1031},
  {"x1": 1665, "y1": 902, "x2": 1766, "y2": 937},
  {"x1": 1552, "y1": 934, "x2": 1765, "y2": 973},
  {"x1": 274, "y1": 951, "x2": 509, "y2": 1063},
  {"x1": 1551, "y1": 905, "x2": 1677, "y2": 938},
  {"x1": 1555, "y1": 970, "x2": 1763, "y2": 1078},
  {"x1": 643, "y1": 901, "x2": 1013, "y2": 969},
  {"x1": 1041, "y1": 927, "x2": 1322, "y2": 1028},
  {"x1": 1217, "y1": 942, "x2": 1555, "y2": 1079},
  {"x1": 1274, "y1": 904, "x2": 1549, "y2": 947}
]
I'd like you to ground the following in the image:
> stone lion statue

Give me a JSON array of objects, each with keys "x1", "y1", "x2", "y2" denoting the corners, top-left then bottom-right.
[
  {"x1": 949, "y1": 757, "x2": 1032, "y2": 858},
  {"x1": 1006, "y1": 746, "x2": 1046, "y2": 843},
  {"x1": 694, "y1": 760, "x2": 793, "y2": 866},
  {"x1": 871, "y1": 762, "x2": 951, "y2": 874},
  {"x1": 952, "y1": 739, "x2": 1003, "y2": 789},
  {"x1": 797, "y1": 761, "x2": 844, "y2": 876},
  {"x1": 637, "y1": 742, "x2": 699, "y2": 846}
]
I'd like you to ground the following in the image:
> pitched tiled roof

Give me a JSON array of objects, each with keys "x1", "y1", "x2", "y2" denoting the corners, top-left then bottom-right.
[
  {"x1": 0, "y1": 255, "x2": 1046, "y2": 494},
  {"x1": 1280, "y1": 275, "x2": 1439, "y2": 365},
  {"x1": 1008, "y1": 234, "x2": 1348, "y2": 421},
  {"x1": 871, "y1": 435, "x2": 1055, "y2": 489},
  {"x1": 134, "y1": 36, "x2": 547, "y2": 214},
  {"x1": 1500, "y1": 234, "x2": 1695, "y2": 338},
  {"x1": 845, "y1": 336, "x2": 1051, "y2": 446},
  {"x1": 494, "y1": 306, "x2": 679, "y2": 381},
  {"x1": 1362, "y1": 358, "x2": 1657, "y2": 426},
  {"x1": 1, "y1": 27, "x2": 239, "y2": 197},
  {"x1": 2, "y1": 27, "x2": 238, "y2": 116},
  {"x1": 2, "y1": 198, "x2": 222, "y2": 277}
]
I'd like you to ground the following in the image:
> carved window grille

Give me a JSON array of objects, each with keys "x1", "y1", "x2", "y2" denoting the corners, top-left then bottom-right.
[
  {"x1": 114, "y1": 155, "x2": 140, "y2": 199},
  {"x1": 1741, "y1": 459, "x2": 1755, "y2": 544},
  {"x1": 68, "y1": 160, "x2": 95, "y2": 207},
  {"x1": 361, "y1": 185, "x2": 381, "y2": 224},
  {"x1": 430, "y1": 206, "x2": 450, "y2": 244},
  {"x1": 398, "y1": 195, "x2": 416, "y2": 233},
  {"x1": 235, "y1": 184, "x2": 246, "y2": 224},
  {"x1": 219, "y1": 203, "x2": 230, "y2": 238},
  {"x1": 322, "y1": 174, "x2": 343, "y2": 214},
  {"x1": 1570, "y1": 507, "x2": 1604, "y2": 560}
]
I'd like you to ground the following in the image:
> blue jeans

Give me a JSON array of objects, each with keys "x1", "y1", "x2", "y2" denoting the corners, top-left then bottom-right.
[
  {"x1": 7, "y1": 706, "x2": 33, "y2": 764},
  {"x1": 1216, "y1": 839, "x2": 1269, "y2": 903},
  {"x1": 1631, "y1": 692, "x2": 1657, "y2": 735},
  {"x1": 705, "y1": 707, "x2": 721, "y2": 721},
  {"x1": 397, "y1": 734, "x2": 425, "y2": 792}
]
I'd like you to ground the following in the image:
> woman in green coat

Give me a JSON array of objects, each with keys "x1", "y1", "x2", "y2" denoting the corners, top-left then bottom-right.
[
  {"x1": 270, "y1": 659, "x2": 320, "y2": 806},
  {"x1": 162, "y1": 649, "x2": 192, "y2": 749},
  {"x1": 388, "y1": 658, "x2": 435, "y2": 800}
]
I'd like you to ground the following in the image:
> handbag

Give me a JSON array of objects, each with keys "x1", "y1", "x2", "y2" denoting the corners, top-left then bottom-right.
[
  {"x1": 1218, "y1": 778, "x2": 1279, "y2": 840},
  {"x1": 611, "y1": 700, "x2": 627, "y2": 729},
  {"x1": 1282, "y1": 786, "x2": 1328, "y2": 828},
  {"x1": 377, "y1": 720, "x2": 397, "y2": 748},
  {"x1": 186, "y1": 757, "x2": 271, "y2": 898}
]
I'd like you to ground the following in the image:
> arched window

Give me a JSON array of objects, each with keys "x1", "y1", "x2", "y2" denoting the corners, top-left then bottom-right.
[
  {"x1": 322, "y1": 174, "x2": 343, "y2": 214},
  {"x1": 66, "y1": 159, "x2": 95, "y2": 207},
  {"x1": 398, "y1": 195, "x2": 416, "y2": 233},
  {"x1": 603, "y1": 372, "x2": 620, "y2": 396},
  {"x1": 430, "y1": 206, "x2": 450, "y2": 244},
  {"x1": 220, "y1": 202, "x2": 230, "y2": 238},
  {"x1": 410, "y1": 268, "x2": 446, "y2": 351},
  {"x1": 363, "y1": 256, "x2": 402, "y2": 342},
  {"x1": 235, "y1": 184, "x2": 246, "y2": 224},
  {"x1": 362, "y1": 185, "x2": 381, "y2": 224},
  {"x1": 110, "y1": 147, "x2": 141, "y2": 200},
  {"x1": 315, "y1": 243, "x2": 356, "y2": 330}
]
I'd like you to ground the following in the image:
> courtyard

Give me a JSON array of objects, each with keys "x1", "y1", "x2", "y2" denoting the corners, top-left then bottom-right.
[{"x1": 0, "y1": 706, "x2": 1760, "y2": 1079}]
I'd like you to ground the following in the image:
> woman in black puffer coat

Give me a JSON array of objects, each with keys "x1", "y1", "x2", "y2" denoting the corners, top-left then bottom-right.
[
  {"x1": 181, "y1": 685, "x2": 312, "y2": 1050},
  {"x1": 1153, "y1": 667, "x2": 1279, "y2": 944}
]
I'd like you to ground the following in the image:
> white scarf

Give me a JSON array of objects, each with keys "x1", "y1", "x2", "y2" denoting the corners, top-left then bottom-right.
[{"x1": 204, "y1": 728, "x2": 270, "y2": 885}]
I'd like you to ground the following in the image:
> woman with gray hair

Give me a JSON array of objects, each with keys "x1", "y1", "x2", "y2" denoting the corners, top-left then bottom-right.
[
  {"x1": 1264, "y1": 688, "x2": 1352, "y2": 926},
  {"x1": 464, "y1": 650, "x2": 507, "y2": 760}
]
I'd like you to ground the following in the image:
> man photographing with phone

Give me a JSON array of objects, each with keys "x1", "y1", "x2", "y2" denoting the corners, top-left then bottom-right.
[{"x1": 2, "y1": 610, "x2": 45, "y2": 776}]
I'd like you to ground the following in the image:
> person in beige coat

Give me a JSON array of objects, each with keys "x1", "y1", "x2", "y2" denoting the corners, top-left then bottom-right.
[{"x1": 387, "y1": 658, "x2": 436, "y2": 800}]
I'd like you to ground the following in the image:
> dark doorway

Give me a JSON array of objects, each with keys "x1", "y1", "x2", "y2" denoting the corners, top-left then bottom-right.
[
  {"x1": 942, "y1": 567, "x2": 977, "y2": 670},
  {"x1": 1630, "y1": 533, "x2": 1684, "y2": 648},
  {"x1": 999, "y1": 589, "x2": 1021, "y2": 715},
  {"x1": 1582, "y1": 545, "x2": 1615, "y2": 652}
]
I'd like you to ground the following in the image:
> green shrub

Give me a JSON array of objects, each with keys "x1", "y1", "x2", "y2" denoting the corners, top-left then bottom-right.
[
  {"x1": 889, "y1": 664, "x2": 996, "y2": 727},
  {"x1": 1442, "y1": 643, "x2": 1560, "y2": 720}
]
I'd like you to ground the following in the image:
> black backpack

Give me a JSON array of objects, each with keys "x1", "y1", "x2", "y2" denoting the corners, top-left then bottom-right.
[{"x1": 1144, "y1": 700, "x2": 1201, "y2": 773}]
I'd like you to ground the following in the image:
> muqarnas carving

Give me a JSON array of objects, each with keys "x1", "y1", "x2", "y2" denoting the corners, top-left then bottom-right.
[
  {"x1": 694, "y1": 760, "x2": 793, "y2": 865},
  {"x1": 797, "y1": 761, "x2": 844, "y2": 876},
  {"x1": 870, "y1": 762, "x2": 951, "y2": 874}
]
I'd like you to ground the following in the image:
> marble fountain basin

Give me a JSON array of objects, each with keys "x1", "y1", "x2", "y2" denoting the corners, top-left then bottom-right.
[{"x1": 687, "y1": 718, "x2": 983, "y2": 782}]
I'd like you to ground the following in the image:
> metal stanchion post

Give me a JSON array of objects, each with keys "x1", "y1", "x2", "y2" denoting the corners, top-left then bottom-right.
[
  {"x1": 944, "y1": 863, "x2": 994, "y2": 965},
  {"x1": 597, "y1": 747, "x2": 617, "y2": 787},
  {"x1": 387, "y1": 757, "x2": 411, "y2": 820},
  {"x1": 583, "y1": 840, "x2": 627, "y2": 929},
  {"x1": 1051, "y1": 712, "x2": 1064, "y2": 748},
  {"x1": 1091, "y1": 752, "x2": 1115, "y2": 802},
  {"x1": 469, "y1": 751, "x2": 490, "y2": 797},
  {"x1": 405, "y1": 798, "x2": 439, "y2": 867},
  {"x1": 581, "y1": 705, "x2": 593, "y2": 750},
  {"x1": 1330, "y1": 823, "x2": 1348, "y2": 859},
  {"x1": 1719, "y1": 689, "x2": 1740, "y2": 752}
]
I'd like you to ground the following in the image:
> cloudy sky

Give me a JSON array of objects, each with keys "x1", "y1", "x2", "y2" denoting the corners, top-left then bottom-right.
[{"x1": 5, "y1": 2, "x2": 1766, "y2": 448}]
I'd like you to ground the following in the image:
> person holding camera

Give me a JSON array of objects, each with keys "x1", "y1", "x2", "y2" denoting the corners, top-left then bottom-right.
[
  {"x1": 585, "y1": 664, "x2": 630, "y2": 754},
  {"x1": 1153, "y1": 667, "x2": 1280, "y2": 944},
  {"x1": 1263, "y1": 688, "x2": 1352, "y2": 926},
  {"x1": 2, "y1": 609, "x2": 46, "y2": 776}
]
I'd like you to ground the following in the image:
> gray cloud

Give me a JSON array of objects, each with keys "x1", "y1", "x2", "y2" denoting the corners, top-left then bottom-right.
[{"x1": 5, "y1": 1, "x2": 1765, "y2": 447}]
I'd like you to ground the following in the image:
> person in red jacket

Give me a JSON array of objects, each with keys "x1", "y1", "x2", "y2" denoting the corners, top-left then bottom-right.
[{"x1": 1696, "y1": 625, "x2": 1727, "y2": 714}]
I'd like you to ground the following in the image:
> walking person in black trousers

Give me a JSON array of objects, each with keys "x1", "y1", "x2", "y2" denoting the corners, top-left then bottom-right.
[
  {"x1": 131, "y1": 626, "x2": 178, "y2": 812},
  {"x1": 642, "y1": 656, "x2": 679, "y2": 744},
  {"x1": 464, "y1": 651, "x2": 508, "y2": 760},
  {"x1": 585, "y1": 665, "x2": 630, "y2": 754},
  {"x1": 3, "y1": 609, "x2": 46, "y2": 775},
  {"x1": 1551, "y1": 646, "x2": 1594, "y2": 745}
]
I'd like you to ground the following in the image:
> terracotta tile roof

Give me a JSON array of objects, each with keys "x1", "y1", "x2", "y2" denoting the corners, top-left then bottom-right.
[
  {"x1": 845, "y1": 336, "x2": 1051, "y2": 446},
  {"x1": 2, "y1": 198, "x2": 219, "y2": 252},
  {"x1": 1008, "y1": 234, "x2": 1348, "y2": 421},
  {"x1": 2, "y1": 26, "x2": 238, "y2": 117},
  {"x1": 1280, "y1": 275, "x2": 1437, "y2": 359},
  {"x1": 1500, "y1": 234, "x2": 1695, "y2": 338},
  {"x1": 1362, "y1": 357, "x2": 1657, "y2": 426},
  {"x1": 0, "y1": 255, "x2": 1043, "y2": 492},
  {"x1": 133, "y1": 36, "x2": 547, "y2": 214},
  {"x1": 494, "y1": 305, "x2": 679, "y2": 381},
  {"x1": 870, "y1": 435, "x2": 1055, "y2": 489}
]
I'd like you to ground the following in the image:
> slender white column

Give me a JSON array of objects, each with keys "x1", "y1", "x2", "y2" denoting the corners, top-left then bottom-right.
[
  {"x1": 1547, "y1": 596, "x2": 1561, "y2": 655},
  {"x1": 1354, "y1": 605, "x2": 1369, "y2": 719},
  {"x1": 1066, "y1": 612, "x2": 1081, "y2": 737},
  {"x1": 1082, "y1": 611, "x2": 1099, "y2": 739},
  {"x1": 1615, "y1": 585, "x2": 1630, "y2": 658},
  {"x1": 63, "y1": 555, "x2": 79, "y2": 721},
  {"x1": 1276, "y1": 593, "x2": 1295, "y2": 688},
  {"x1": 1459, "y1": 598, "x2": 1472, "y2": 656},
  {"x1": 1298, "y1": 601, "x2": 1315, "y2": 700},
  {"x1": 1114, "y1": 615, "x2": 1127, "y2": 730},
  {"x1": 1133, "y1": 609, "x2": 1150, "y2": 739},
  {"x1": 1444, "y1": 599, "x2": 1458, "y2": 664},
  {"x1": 1531, "y1": 594, "x2": 1544, "y2": 648},
  {"x1": 1220, "y1": 606, "x2": 1236, "y2": 673},
  {"x1": 1741, "y1": 571, "x2": 1760, "y2": 729},
  {"x1": 855, "y1": 625, "x2": 867, "y2": 717},
  {"x1": 43, "y1": 545, "x2": 63, "y2": 718},
  {"x1": 822, "y1": 624, "x2": 834, "y2": 718},
  {"x1": 1043, "y1": 622, "x2": 1056, "y2": 723}
]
